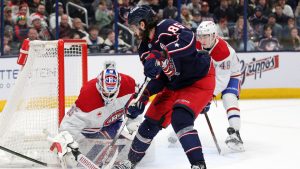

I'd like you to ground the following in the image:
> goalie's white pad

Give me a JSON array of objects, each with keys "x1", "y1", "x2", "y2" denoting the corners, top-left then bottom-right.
[
  {"x1": 49, "y1": 131, "x2": 79, "y2": 159},
  {"x1": 126, "y1": 116, "x2": 142, "y2": 134}
]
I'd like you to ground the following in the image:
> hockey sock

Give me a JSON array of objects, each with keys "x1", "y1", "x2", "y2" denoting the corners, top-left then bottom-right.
[
  {"x1": 128, "y1": 118, "x2": 161, "y2": 164},
  {"x1": 171, "y1": 108, "x2": 205, "y2": 165}
]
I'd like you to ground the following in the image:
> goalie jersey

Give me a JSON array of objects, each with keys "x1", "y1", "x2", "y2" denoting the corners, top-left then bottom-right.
[
  {"x1": 59, "y1": 73, "x2": 135, "y2": 141},
  {"x1": 196, "y1": 37, "x2": 242, "y2": 96}
]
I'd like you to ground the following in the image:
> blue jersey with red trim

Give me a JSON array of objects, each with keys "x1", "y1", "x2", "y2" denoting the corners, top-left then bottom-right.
[{"x1": 138, "y1": 19, "x2": 211, "y2": 92}]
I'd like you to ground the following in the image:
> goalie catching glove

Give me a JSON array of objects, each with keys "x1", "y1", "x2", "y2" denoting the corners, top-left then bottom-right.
[{"x1": 49, "y1": 131, "x2": 79, "y2": 159}]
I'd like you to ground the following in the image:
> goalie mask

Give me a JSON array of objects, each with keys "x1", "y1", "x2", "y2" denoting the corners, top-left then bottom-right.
[
  {"x1": 196, "y1": 21, "x2": 217, "y2": 49},
  {"x1": 96, "y1": 68, "x2": 121, "y2": 105}
]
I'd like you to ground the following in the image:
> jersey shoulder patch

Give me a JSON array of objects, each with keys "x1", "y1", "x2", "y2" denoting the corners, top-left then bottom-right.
[{"x1": 210, "y1": 38, "x2": 230, "y2": 62}]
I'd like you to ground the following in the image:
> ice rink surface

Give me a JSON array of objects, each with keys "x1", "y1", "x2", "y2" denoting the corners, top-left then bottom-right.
[
  {"x1": 0, "y1": 99, "x2": 299, "y2": 169},
  {"x1": 137, "y1": 99, "x2": 300, "y2": 169}
]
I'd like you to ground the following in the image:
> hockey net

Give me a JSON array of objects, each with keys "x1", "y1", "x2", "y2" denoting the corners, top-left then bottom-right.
[{"x1": 0, "y1": 39, "x2": 87, "y2": 167}]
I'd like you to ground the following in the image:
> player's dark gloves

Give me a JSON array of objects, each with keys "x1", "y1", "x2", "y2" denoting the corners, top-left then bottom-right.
[
  {"x1": 201, "y1": 102, "x2": 211, "y2": 114},
  {"x1": 126, "y1": 92, "x2": 149, "y2": 119},
  {"x1": 144, "y1": 51, "x2": 163, "y2": 79}
]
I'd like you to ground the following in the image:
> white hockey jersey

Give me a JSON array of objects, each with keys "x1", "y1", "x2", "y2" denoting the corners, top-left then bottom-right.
[
  {"x1": 196, "y1": 37, "x2": 241, "y2": 96},
  {"x1": 59, "y1": 73, "x2": 136, "y2": 141}
]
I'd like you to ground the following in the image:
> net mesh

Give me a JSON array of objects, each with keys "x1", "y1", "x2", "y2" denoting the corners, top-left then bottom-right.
[{"x1": 0, "y1": 40, "x2": 86, "y2": 167}]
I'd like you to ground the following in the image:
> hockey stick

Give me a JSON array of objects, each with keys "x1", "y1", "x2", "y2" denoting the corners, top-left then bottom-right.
[
  {"x1": 100, "y1": 77, "x2": 151, "y2": 168},
  {"x1": 204, "y1": 112, "x2": 222, "y2": 154},
  {"x1": 0, "y1": 145, "x2": 48, "y2": 166}
]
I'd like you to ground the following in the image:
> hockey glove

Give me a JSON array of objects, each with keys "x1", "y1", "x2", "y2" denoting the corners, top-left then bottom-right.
[
  {"x1": 201, "y1": 102, "x2": 211, "y2": 114},
  {"x1": 126, "y1": 92, "x2": 149, "y2": 119},
  {"x1": 50, "y1": 131, "x2": 79, "y2": 159},
  {"x1": 144, "y1": 51, "x2": 163, "y2": 79}
]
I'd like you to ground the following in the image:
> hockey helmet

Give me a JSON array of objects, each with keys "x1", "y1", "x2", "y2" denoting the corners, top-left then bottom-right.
[
  {"x1": 96, "y1": 68, "x2": 121, "y2": 105},
  {"x1": 128, "y1": 5, "x2": 156, "y2": 26},
  {"x1": 196, "y1": 21, "x2": 217, "y2": 48}
]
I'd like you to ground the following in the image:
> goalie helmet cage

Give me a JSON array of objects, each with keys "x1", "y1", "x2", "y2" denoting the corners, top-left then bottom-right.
[{"x1": 0, "y1": 39, "x2": 88, "y2": 167}]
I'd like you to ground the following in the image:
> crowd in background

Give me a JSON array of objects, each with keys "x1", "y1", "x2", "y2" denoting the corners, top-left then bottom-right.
[{"x1": 1, "y1": 0, "x2": 300, "y2": 55}]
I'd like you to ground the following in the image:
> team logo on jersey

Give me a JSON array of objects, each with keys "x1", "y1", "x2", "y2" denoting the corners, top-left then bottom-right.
[{"x1": 103, "y1": 108, "x2": 124, "y2": 126}]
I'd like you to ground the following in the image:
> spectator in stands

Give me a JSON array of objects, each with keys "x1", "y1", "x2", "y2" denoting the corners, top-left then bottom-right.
[
  {"x1": 191, "y1": 10, "x2": 202, "y2": 32},
  {"x1": 52, "y1": 14, "x2": 73, "y2": 39},
  {"x1": 4, "y1": 6, "x2": 14, "y2": 27},
  {"x1": 119, "y1": 0, "x2": 132, "y2": 24},
  {"x1": 213, "y1": 0, "x2": 236, "y2": 23},
  {"x1": 149, "y1": 0, "x2": 161, "y2": 15},
  {"x1": 255, "y1": 0, "x2": 272, "y2": 16},
  {"x1": 13, "y1": 3, "x2": 30, "y2": 25},
  {"x1": 8, "y1": 0, "x2": 22, "y2": 20},
  {"x1": 233, "y1": 16, "x2": 256, "y2": 51},
  {"x1": 274, "y1": 4, "x2": 290, "y2": 26},
  {"x1": 3, "y1": 35, "x2": 12, "y2": 55},
  {"x1": 163, "y1": 0, "x2": 177, "y2": 19},
  {"x1": 180, "y1": 5, "x2": 193, "y2": 29},
  {"x1": 258, "y1": 24, "x2": 281, "y2": 51},
  {"x1": 294, "y1": 1, "x2": 300, "y2": 18},
  {"x1": 200, "y1": 1, "x2": 214, "y2": 22},
  {"x1": 276, "y1": 0, "x2": 294, "y2": 18},
  {"x1": 216, "y1": 17, "x2": 230, "y2": 40},
  {"x1": 102, "y1": 29, "x2": 132, "y2": 54},
  {"x1": 282, "y1": 17, "x2": 297, "y2": 38},
  {"x1": 13, "y1": 15, "x2": 28, "y2": 45},
  {"x1": 187, "y1": 0, "x2": 202, "y2": 16},
  {"x1": 49, "y1": 2, "x2": 72, "y2": 30},
  {"x1": 249, "y1": 5, "x2": 268, "y2": 39},
  {"x1": 29, "y1": 0, "x2": 41, "y2": 14},
  {"x1": 27, "y1": 28, "x2": 39, "y2": 40},
  {"x1": 72, "y1": 18, "x2": 88, "y2": 38},
  {"x1": 82, "y1": 25, "x2": 104, "y2": 53},
  {"x1": 71, "y1": 32, "x2": 82, "y2": 39},
  {"x1": 235, "y1": 0, "x2": 254, "y2": 17},
  {"x1": 267, "y1": 13, "x2": 283, "y2": 39},
  {"x1": 31, "y1": 16, "x2": 52, "y2": 40},
  {"x1": 95, "y1": 0, "x2": 114, "y2": 32},
  {"x1": 30, "y1": 3, "x2": 48, "y2": 27},
  {"x1": 284, "y1": 27, "x2": 300, "y2": 50}
]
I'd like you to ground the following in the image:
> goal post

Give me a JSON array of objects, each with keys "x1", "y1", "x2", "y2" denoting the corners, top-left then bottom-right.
[{"x1": 0, "y1": 39, "x2": 88, "y2": 167}]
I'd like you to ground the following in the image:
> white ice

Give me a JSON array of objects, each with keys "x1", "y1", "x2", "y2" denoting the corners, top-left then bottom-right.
[
  {"x1": 1, "y1": 99, "x2": 299, "y2": 169},
  {"x1": 137, "y1": 99, "x2": 300, "y2": 169}
]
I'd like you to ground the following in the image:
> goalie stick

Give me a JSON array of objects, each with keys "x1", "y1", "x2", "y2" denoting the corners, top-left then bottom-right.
[
  {"x1": 204, "y1": 112, "x2": 222, "y2": 154},
  {"x1": 0, "y1": 145, "x2": 48, "y2": 167},
  {"x1": 99, "y1": 77, "x2": 151, "y2": 168}
]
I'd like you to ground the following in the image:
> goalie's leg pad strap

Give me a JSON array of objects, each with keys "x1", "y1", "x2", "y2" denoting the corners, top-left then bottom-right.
[
  {"x1": 171, "y1": 108, "x2": 204, "y2": 165},
  {"x1": 128, "y1": 119, "x2": 160, "y2": 163}
]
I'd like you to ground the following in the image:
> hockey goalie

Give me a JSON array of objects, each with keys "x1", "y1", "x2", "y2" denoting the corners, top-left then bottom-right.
[{"x1": 49, "y1": 62, "x2": 145, "y2": 168}]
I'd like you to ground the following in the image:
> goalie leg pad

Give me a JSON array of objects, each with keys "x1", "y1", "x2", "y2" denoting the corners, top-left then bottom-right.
[
  {"x1": 128, "y1": 119, "x2": 161, "y2": 164},
  {"x1": 171, "y1": 108, "x2": 205, "y2": 165}
]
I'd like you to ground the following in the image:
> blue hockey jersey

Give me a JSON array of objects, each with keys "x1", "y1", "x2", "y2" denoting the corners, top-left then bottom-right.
[{"x1": 138, "y1": 19, "x2": 211, "y2": 92}]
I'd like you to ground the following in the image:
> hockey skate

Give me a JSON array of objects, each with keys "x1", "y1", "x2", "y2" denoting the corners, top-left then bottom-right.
[
  {"x1": 225, "y1": 127, "x2": 245, "y2": 152},
  {"x1": 112, "y1": 159, "x2": 136, "y2": 169},
  {"x1": 191, "y1": 161, "x2": 206, "y2": 169}
]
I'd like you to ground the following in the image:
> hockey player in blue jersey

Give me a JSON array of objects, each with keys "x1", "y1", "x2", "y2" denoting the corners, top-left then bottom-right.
[{"x1": 113, "y1": 5, "x2": 215, "y2": 169}]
